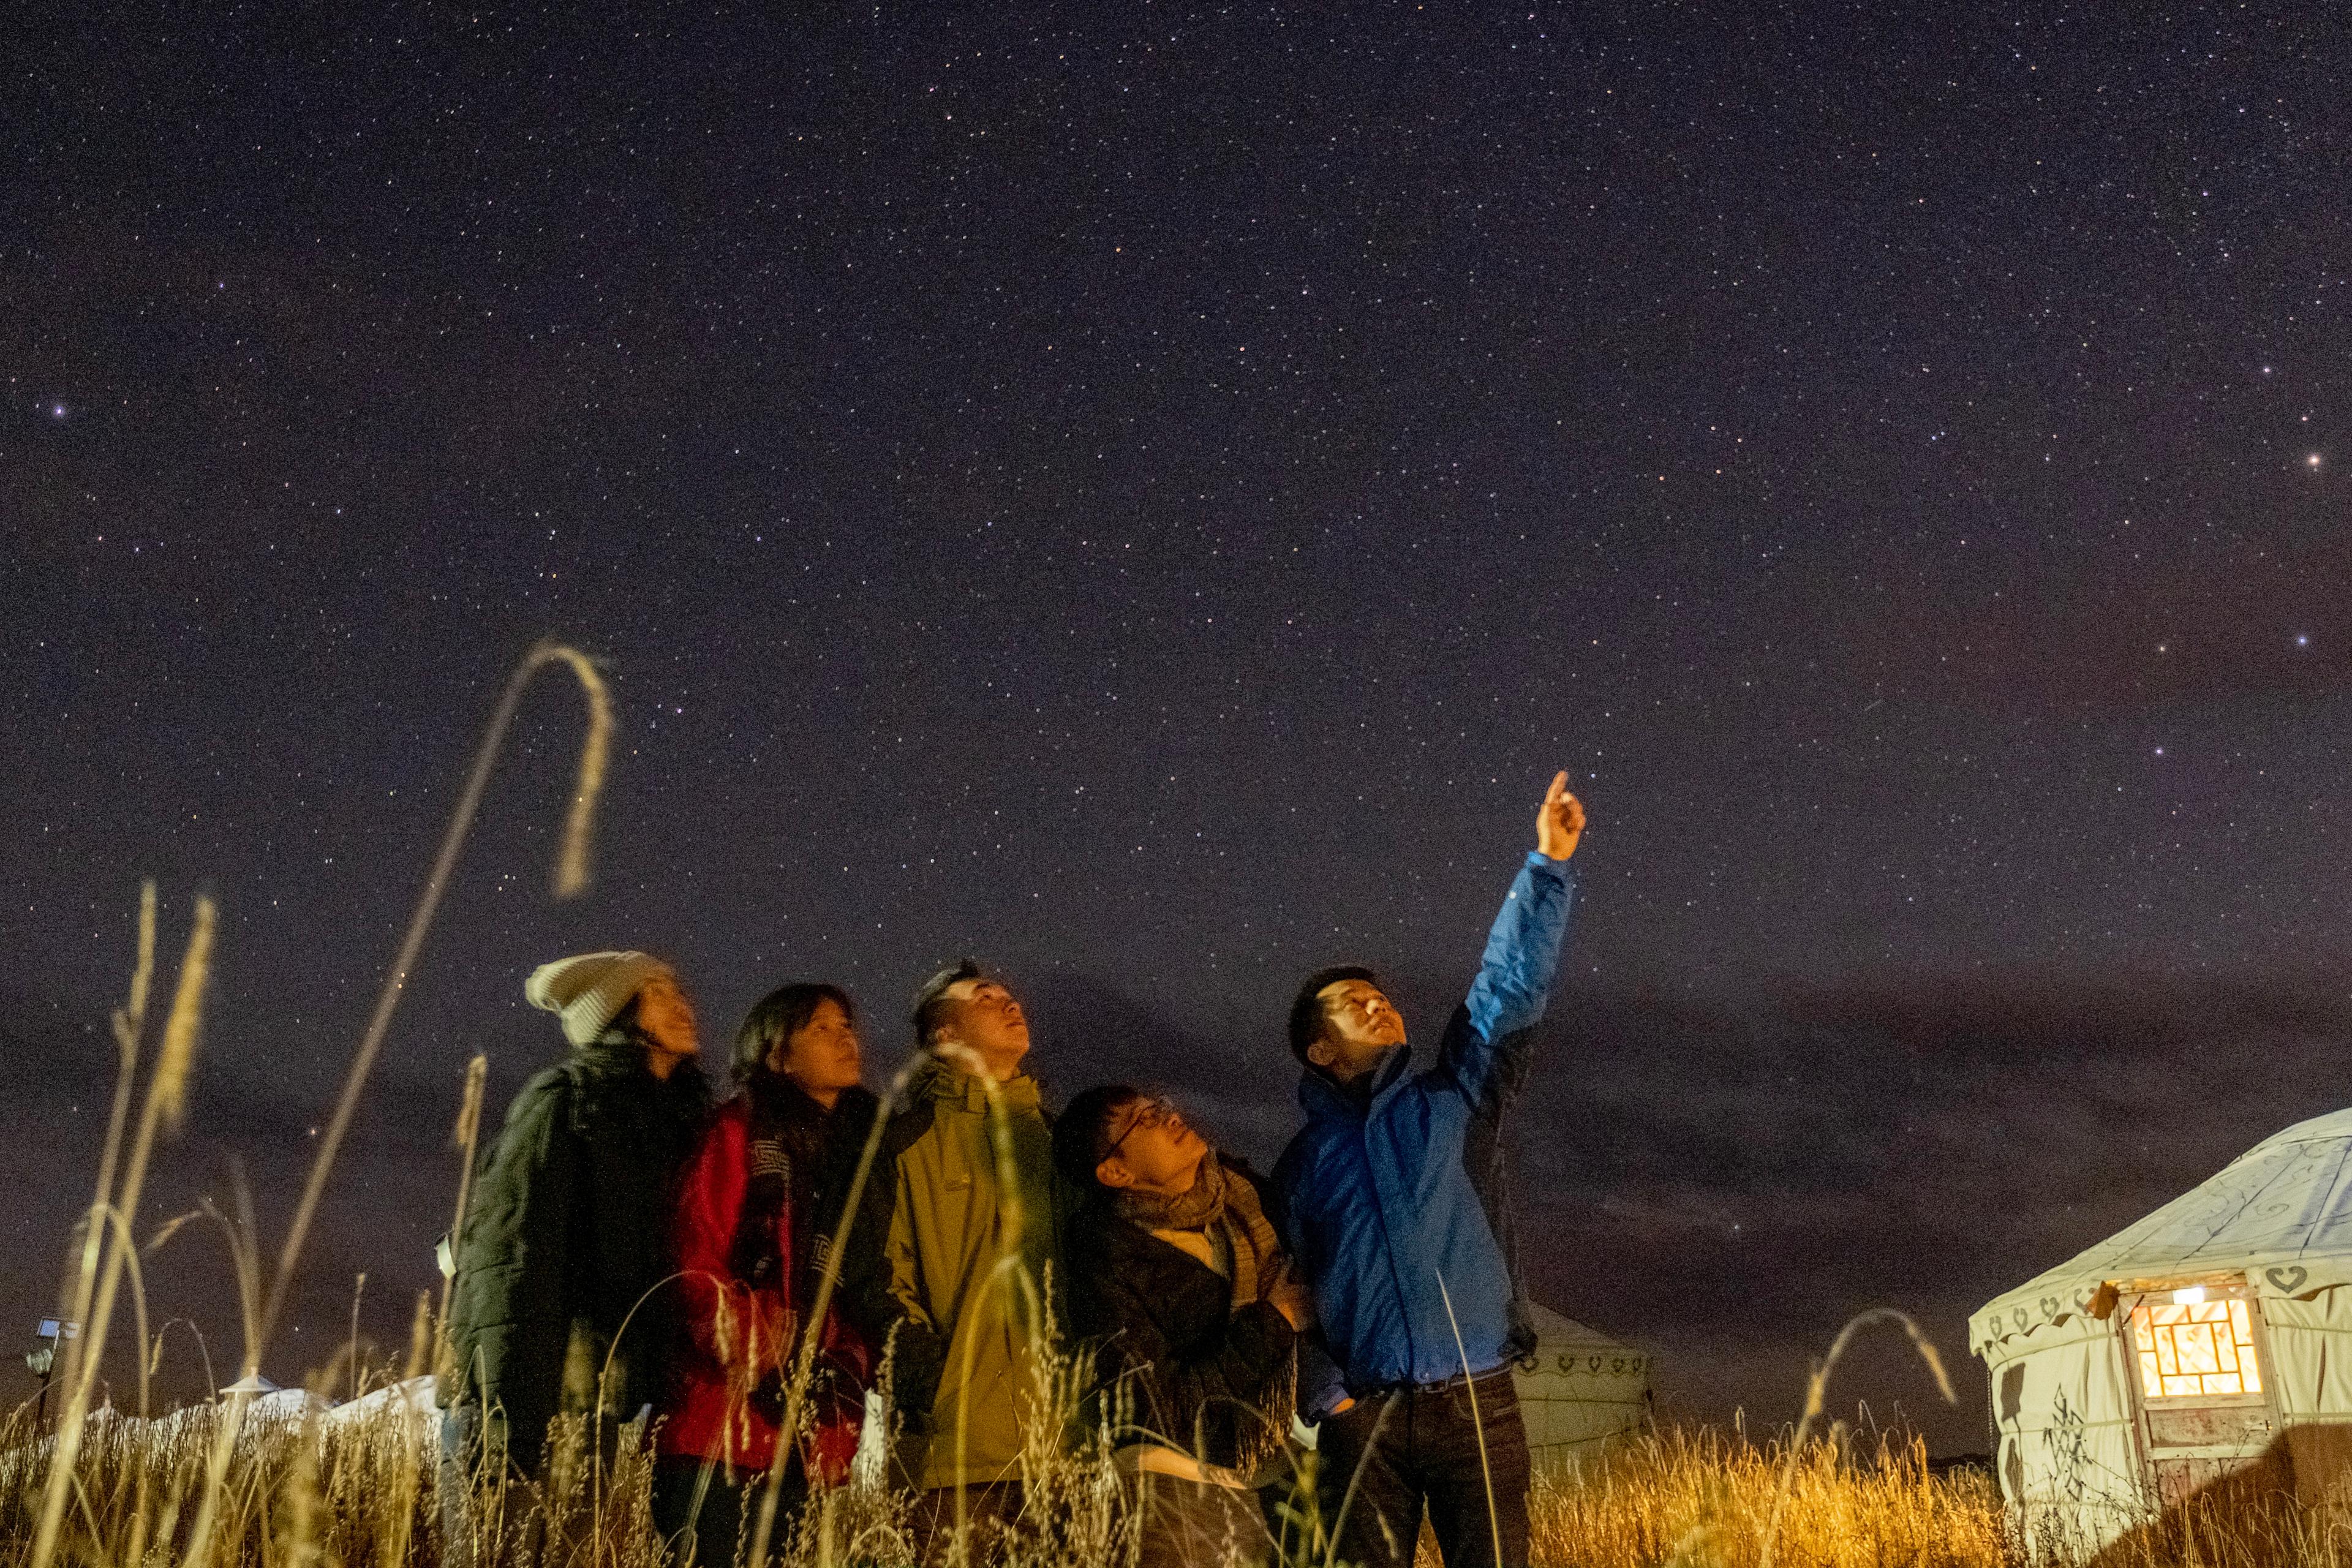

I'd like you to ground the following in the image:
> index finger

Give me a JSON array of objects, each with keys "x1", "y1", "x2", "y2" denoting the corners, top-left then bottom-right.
[{"x1": 1544, "y1": 769, "x2": 1570, "y2": 805}]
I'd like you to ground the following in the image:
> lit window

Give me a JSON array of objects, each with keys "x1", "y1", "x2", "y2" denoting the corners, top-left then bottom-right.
[{"x1": 2132, "y1": 1298, "x2": 2263, "y2": 1399}]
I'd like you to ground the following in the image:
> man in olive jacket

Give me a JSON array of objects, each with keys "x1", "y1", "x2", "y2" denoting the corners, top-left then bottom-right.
[
  {"x1": 440, "y1": 951, "x2": 709, "y2": 1484},
  {"x1": 852, "y1": 960, "x2": 1056, "y2": 1558}
]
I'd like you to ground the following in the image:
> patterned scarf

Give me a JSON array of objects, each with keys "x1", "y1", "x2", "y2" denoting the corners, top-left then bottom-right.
[{"x1": 729, "y1": 1074, "x2": 838, "y2": 1301}]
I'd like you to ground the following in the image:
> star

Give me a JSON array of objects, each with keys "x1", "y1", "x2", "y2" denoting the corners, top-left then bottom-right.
[
  {"x1": 2308, "y1": 454, "x2": 2323, "y2": 469},
  {"x1": 48, "y1": 402, "x2": 66, "y2": 418}
]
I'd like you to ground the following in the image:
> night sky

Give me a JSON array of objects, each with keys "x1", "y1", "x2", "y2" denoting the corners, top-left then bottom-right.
[{"x1": 8, "y1": 7, "x2": 2349, "y2": 1455}]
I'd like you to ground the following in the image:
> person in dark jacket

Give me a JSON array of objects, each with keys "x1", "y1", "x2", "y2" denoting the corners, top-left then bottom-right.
[
  {"x1": 653, "y1": 984, "x2": 884, "y2": 1567},
  {"x1": 1057, "y1": 1085, "x2": 1310, "y2": 1568},
  {"x1": 439, "y1": 951, "x2": 709, "y2": 1553},
  {"x1": 1272, "y1": 772, "x2": 1585, "y2": 1568}
]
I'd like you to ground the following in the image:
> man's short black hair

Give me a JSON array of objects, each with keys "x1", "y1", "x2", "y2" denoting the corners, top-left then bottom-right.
[
  {"x1": 911, "y1": 958, "x2": 988, "y2": 1047},
  {"x1": 1287, "y1": 965, "x2": 1383, "y2": 1066},
  {"x1": 1052, "y1": 1082, "x2": 1145, "y2": 1191}
]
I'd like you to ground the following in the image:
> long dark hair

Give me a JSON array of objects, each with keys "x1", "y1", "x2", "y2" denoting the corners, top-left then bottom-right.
[{"x1": 731, "y1": 982, "x2": 856, "y2": 1085}]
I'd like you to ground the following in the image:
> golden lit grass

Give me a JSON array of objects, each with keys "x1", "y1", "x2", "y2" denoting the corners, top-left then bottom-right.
[
  {"x1": 0, "y1": 1385, "x2": 2011, "y2": 1567},
  {"x1": 21, "y1": 1397, "x2": 2352, "y2": 1567},
  {"x1": 1523, "y1": 1427, "x2": 2010, "y2": 1568}
]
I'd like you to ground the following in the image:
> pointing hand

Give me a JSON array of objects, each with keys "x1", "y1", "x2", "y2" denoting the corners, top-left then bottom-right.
[{"x1": 1535, "y1": 771, "x2": 1586, "y2": 861}]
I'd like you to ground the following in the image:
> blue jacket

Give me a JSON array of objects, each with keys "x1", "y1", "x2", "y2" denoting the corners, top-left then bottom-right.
[{"x1": 1272, "y1": 852, "x2": 1578, "y2": 1395}]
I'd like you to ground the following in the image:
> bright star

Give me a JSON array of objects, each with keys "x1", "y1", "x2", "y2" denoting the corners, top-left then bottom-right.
[
  {"x1": 2296, "y1": 635, "x2": 2310, "y2": 647},
  {"x1": 2309, "y1": 454, "x2": 2323, "y2": 469},
  {"x1": 49, "y1": 403, "x2": 66, "y2": 418}
]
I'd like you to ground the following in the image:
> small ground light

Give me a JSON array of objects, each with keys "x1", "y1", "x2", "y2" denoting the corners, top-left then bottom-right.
[{"x1": 28, "y1": 1319, "x2": 78, "y2": 1427}]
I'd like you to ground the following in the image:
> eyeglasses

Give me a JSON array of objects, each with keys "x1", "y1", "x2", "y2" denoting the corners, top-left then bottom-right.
[{"x1": 1103, "y1": 1095, "x2": 1178, "y2": 1160}]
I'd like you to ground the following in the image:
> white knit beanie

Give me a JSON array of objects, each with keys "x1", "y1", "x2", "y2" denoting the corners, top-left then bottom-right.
[{"x1": 524, "y1": 950, "x2": 674, "y2": 1047}]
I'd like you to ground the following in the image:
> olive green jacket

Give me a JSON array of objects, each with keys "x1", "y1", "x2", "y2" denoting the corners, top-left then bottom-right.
[{"x1": 853, "y1": 1054, "x2": 1057, "y2": 1490}]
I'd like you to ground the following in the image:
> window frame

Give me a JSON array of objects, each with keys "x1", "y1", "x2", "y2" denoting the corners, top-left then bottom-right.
[{"x1": 2119, "y1": 1279, "x2": 2273, "y2": 1409}]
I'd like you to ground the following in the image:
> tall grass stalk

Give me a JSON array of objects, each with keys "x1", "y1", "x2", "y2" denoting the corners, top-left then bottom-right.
[
  {"x1": 930, "y1": 1043, "x2": 1055, "y2": 1568},
  {"x1": 1755, "y1": 1307, "x2": 1956, "y2": 1568},
  {"x1": 743, "y1": 1049, "x2": 928, "y2": 1568},
  {"x1": 65, "y1": 881, "x2": 156, "y2": 1392},
  {"x1": 434, "y1": 1053, "x2": 491, "y2": 1384},
  {"x1": 31, "y1": 892, "x2": 215, "y2": 1568},
  {"x1": 263, "y1": 638, "x2": 611, "y2": 1344},
  {"x1": 32, "y1": 640, "x2": 608, "y2": 1568},
  {"x1": 1434, "y1": 1272, "x2": 1505, "y2": 1568}
]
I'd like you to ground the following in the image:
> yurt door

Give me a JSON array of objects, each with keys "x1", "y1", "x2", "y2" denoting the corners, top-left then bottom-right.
[{"x1": 2121, "y1": 1283, "x2": 2278, "y2": 1507}]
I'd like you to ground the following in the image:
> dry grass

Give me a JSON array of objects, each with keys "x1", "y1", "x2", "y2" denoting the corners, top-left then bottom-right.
[
  {"x1": 1524, "y1": 1427, "x2": 2010, "y2": 1568},
  {"x1": 0, "y1": 1398, "x2": 2208, "y2": 1568},
  {"x1": 20, "y1": 1346, "x2": 2352, "y2": 1565},
  {"x1": 0, "y1": 1393, "x2": 1964, "y2": 1568}
]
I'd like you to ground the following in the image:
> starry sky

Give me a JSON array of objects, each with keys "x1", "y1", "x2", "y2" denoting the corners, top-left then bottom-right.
[{"x1": 7, "y1": 6, "x2": 2348, "y2": 1453}]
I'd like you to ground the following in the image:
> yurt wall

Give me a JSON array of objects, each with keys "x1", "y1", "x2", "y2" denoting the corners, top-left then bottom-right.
[
  {"x1": 1981, "y1": 1312, "x2": 2144, "y2": 1558},
  {"x1": 1514, "y1": 1303, "x2": 1652, "y2": 1473},
  {"x1": 2253, "y1": 1283, "x2": 2352, "y2": 1418}
]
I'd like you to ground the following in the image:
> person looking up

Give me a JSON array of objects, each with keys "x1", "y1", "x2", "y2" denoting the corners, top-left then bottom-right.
[
  {"x1": 848, "y1": 960, "x2": 1057, "y2": 1563},
  {"x1": 654, "y1": 984, "x2": 883, "y2": 1566},
  {"x1": 439, "y1": 952, "x2": 710, "y2": 1559},
  {"x1": 1057, "y1": 1084, "x2": 1310, "y2": 1568},
  {"x1": 1272, "y1": 772, "x2": 1586, "y2": 1568}
]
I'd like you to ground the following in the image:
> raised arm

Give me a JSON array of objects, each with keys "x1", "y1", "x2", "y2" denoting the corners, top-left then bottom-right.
[{"x1": 1438, "y1": 771, "x2": 1585, "y2": 1113}]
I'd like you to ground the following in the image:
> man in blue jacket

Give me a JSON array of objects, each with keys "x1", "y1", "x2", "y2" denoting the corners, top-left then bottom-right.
[{"x1": 1272, "y1": 771, "x2": 1585, "y2": 1568}]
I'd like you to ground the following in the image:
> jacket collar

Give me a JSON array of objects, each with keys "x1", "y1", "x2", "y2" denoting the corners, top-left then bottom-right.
[
  {"x1": 568, "y1": 1038, "x2": 710, "y2": 1118},
  {"x1": 910, "y1": 1050, "x2": 1042, "y2": 1115},
  {"x1": 1296, "y1": 1045, "x2": 1409, "y2": 1124},
  {"x1": 748, "y1": 1069, "x2": 834, "y2": 1126},
  {"x1": 745, "y1": 1071, "x2": 883, "y2": 1133}
]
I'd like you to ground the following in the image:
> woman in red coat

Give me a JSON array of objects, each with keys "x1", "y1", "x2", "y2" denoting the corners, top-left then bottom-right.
[{"x1": 654, "y1": 983, "x2": 883, "y2": 1566}]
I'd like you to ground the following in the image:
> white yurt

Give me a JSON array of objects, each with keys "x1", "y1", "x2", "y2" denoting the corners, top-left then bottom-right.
[
  {"x1": 1513, "y1": 1302, "x2": 1652, "y2": 1472},
  {"x1": 1973, "y1": 1108, "x2": 2352, "y2": 1557},
  {"x1": 323, "y1": 1374, "x2": 439, "y2": 1434}
]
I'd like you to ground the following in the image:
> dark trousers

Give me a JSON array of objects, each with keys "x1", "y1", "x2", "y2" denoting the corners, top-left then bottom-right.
[
  {"x1": 652, "y1": 1456, "x2": 809, "y2": 1568},
  {"x1": 1317, "y1": 1370, "x2": 1532, "y2": 1568}
]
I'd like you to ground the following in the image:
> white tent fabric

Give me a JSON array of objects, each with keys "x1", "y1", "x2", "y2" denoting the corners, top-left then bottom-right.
[
  {"x1": 323, "y1": 1374, "x2": 438, "y2": 1433},
  {"x1": 1513, "y1": 1302, "x2": 1651, "y2": 1471},
  {"x1": 1973, "y1": 1109, "x2": 2352, "y2": 1556}
]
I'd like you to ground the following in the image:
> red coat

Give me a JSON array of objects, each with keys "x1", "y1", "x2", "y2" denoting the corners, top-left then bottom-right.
[{"x1": 658, "y1": 1095, "x2": 873, "y2": 1478}]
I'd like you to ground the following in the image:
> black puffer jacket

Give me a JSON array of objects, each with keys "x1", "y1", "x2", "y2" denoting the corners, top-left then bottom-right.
[
  {"x1": 442, "y1": 1036, "x2": 708, "y2": 1469},
  {"x1": 1063, "y1": 1162, "x2": 1298, "y2": 1472}
]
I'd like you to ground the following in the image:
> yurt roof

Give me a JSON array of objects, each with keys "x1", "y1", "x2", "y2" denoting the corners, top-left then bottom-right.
[
  {"x1": 1973, "y1": 1106, "x2": 2352, "y2": 1351},
  {"x1": 1523, "y1": 1301, "x2": 1652, "y2": 1384},
  {"x1": 1526, "y1": 1302, "x2": 1638, "y2": 1355}
]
